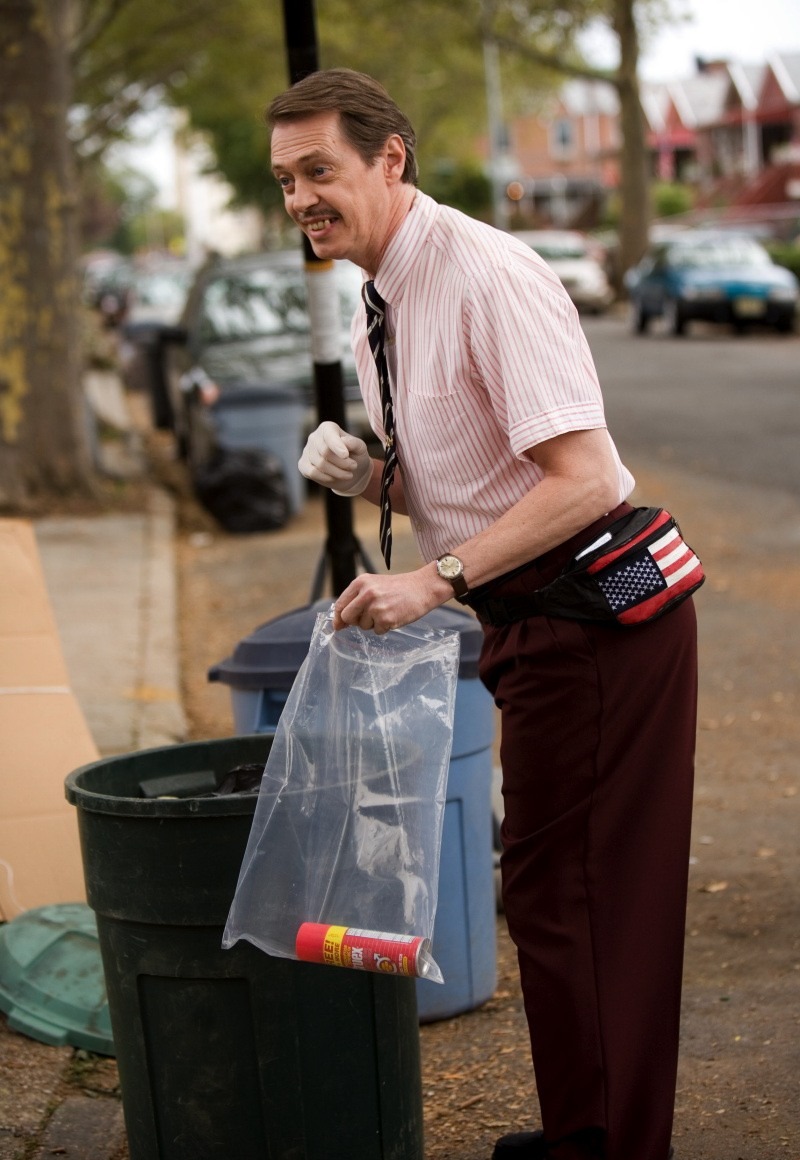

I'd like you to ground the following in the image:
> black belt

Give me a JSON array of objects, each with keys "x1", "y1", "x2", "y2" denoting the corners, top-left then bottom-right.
[{"x1": 467, "y1": 591, "x2": 554, "y2": 627}]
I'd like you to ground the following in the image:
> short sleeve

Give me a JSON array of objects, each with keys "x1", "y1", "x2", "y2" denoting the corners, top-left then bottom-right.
[{"x1": 464, "y1": 259, "x2": 608, "y2": 458}]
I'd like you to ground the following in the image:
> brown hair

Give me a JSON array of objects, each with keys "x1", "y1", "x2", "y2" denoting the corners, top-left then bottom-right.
[{"x1": 267, "y1": 68, "x2": 418, "y2": 185}]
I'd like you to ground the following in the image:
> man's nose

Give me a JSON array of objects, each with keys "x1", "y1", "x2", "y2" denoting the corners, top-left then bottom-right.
[{"x1": 290, "y1": 176, "x2": 319, "y2": 213}]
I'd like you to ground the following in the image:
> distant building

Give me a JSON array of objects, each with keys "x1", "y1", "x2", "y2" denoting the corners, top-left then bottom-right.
[
  {"x1": 504, "y1": 79, "x2": 621, "y2": 227},
  {"x1": 496, "y1": 50, "x2": 800, "y2": 232}
]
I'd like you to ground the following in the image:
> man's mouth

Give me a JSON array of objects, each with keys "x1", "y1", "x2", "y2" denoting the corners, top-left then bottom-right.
[{"x1": 308, "y1": 219, "x2": 333, "y2": 233}]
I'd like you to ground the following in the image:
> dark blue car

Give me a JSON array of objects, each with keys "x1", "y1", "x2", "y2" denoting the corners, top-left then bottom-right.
[{"x1": 626, "y1": 231, "x2": 798, "y2": 336}]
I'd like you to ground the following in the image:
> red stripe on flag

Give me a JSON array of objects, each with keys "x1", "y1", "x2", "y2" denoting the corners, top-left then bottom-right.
[
  {"x1": 657, "y1": 543, "x2": 694, "y2": 579},
  {"x1": 587, "y1": 510, "x2": 672, "y2": 574}
]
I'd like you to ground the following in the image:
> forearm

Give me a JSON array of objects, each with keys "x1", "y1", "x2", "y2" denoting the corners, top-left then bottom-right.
[
  {"x1": 356, "y1": 460, "x2": 409, "y2": 515},
  {"x1": 332, "y1": 427, "x2": 623, "y2": 634},
  {"x1": 447, "y1": 464, "x2": 617, "y2": 591}
]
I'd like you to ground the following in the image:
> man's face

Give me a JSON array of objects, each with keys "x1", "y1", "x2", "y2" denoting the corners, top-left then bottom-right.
[{"x1": 271, "y1": 110, "x2": 401, "y2": 274}]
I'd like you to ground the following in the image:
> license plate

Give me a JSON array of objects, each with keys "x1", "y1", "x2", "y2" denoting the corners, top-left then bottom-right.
[{"x1": 733, "y1": 296, "x2": 766, "y2": 317}]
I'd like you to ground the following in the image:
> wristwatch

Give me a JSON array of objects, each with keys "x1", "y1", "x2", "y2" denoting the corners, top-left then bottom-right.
[{"x1": 435, "y1": 554, "x2": 469, "y2": 601}]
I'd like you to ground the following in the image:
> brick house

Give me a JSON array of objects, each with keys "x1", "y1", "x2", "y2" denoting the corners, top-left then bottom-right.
[
  {"x1": 505, "y1": 79, "x2": 621, "y2": 226},
  {"x1": 500, "y1": 51, "x2": 800, "y2": 229}
]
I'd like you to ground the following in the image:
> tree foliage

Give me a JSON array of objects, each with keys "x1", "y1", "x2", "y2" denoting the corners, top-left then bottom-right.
[
  {"x1": 70, "y1": 0, "x2": 555, "y2": 216},
  {"x1": 69, "y1": 0, "x2": 671, "y2": 265},
  {"x1": 70, "y1": 0, "x2": 265, "y2": 157}
]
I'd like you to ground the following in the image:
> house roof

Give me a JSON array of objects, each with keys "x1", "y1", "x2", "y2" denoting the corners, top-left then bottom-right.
[
  {"x1": 667, "y1": 72, "x2": 729, "y2": 128},
  {"x1": 726, "y1": 62, "x2": 767, "y2": 111},
  {"x1": 767, "y1": 51, "x2": 800, "y2": 103},
  {"x1": 640, "y1": 82, "x2": 670, "y2": 133},
  {"x1": 560, "y1": 78, "x2": 619, "y2": 117}
]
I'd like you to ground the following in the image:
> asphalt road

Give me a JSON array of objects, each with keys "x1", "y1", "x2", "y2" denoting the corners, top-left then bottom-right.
[{"x1": 583, "y1": 313, "x2": 800, "y2": 496}]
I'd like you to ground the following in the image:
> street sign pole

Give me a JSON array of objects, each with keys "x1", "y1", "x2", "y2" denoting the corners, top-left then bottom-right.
[{"x1": 280, "y1": 0, "x2": 374, "y2": 598}]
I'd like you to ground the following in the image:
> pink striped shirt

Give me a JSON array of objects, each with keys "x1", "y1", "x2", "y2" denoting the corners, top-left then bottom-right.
[{"x1": 351, "y1": 191, "x2": 635, "y2": 562}]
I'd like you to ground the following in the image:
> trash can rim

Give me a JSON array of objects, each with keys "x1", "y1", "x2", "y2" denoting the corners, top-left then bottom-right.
[
  {"x1": 209, "y1": 601, "x2": 483, "y2": 689},
  {"x1": 65, "y1": 736, "x2": 270, "y2": 818}
]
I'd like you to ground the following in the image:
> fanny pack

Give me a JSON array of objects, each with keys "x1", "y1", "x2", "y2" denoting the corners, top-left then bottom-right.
[{"x1": 469, "y1": 507, "x2": 705, "y2": 628}]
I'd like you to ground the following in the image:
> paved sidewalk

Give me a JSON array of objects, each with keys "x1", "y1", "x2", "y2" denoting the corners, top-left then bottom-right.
[{"x1": 35, "y1": 487, "x2": 186, "y2": 757}]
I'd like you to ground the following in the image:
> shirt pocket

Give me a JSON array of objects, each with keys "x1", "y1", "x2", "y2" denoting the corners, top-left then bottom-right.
[{"x1": 400, "y1": 386, "x2": 504, "y2": 488}]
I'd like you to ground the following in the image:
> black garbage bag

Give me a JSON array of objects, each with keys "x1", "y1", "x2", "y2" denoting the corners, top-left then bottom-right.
[{"x1": 193, "y1": 448, "x2": 291, "y2": 533}]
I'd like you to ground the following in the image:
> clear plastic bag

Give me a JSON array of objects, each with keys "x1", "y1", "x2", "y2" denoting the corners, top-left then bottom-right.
[{"x1": 222, "y1": 607, "x2": 460, "y2": 983}]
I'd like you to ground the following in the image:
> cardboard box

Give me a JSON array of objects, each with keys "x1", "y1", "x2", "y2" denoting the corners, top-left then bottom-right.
[{"x1": 0, "y1": 520, "x2": 97, "y2": 920}]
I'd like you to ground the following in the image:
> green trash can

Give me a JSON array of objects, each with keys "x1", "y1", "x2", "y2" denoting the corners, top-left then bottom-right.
[{"x1": 65, "y1": 735, "x2": 424, "y2": 1160}]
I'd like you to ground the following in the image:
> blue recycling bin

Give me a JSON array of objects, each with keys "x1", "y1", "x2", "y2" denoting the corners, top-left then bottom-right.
[
  {"x1": 211, "y1": 388, "x2": 306, "y2": 515},
  {"x1": 209, "y1": 600, "x2": 497, "y2": 1022}
]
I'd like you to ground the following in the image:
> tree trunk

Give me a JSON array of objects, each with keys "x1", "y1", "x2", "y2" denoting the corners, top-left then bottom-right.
[
  {"x1": 0, "y1": 0, "x2": 96, "y2": 512},
  {"x1": 612, "y1": 0, "x2": 650, "y2": 276}
]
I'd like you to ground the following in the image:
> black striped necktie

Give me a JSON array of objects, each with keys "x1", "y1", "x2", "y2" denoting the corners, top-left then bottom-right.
[{"x1": 362, "y1": 281, "x2": 397, "y2": 569}]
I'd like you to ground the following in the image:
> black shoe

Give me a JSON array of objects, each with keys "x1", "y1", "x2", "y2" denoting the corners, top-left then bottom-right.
[
  {"x1": 492, "y1": 1131, "x2": 548, "y2": 1159},
  {"x1": 492, "y1": 1130, "x2": 673, "y2": 1159}
]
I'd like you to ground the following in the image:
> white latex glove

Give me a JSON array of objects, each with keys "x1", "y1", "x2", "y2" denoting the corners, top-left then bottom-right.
[{"x1": 298, "y1": 421, "x2": 373, "y2": 496}]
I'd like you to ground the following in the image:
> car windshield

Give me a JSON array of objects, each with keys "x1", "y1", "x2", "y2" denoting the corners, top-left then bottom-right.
[
  {"x1": 667, "y1": 240, "x2": 771, "y2": 271},
  {"x1": 197, "y1": 260, "x2": 363, "y2": 343},
  {"x1": 133, "y1": 268, "x2": 191, "y2": 309}
]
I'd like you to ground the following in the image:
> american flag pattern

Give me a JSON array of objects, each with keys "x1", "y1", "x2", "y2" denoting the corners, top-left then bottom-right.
[{"x1": 588, "y1": 509, "x2": 704, "y2": 625}]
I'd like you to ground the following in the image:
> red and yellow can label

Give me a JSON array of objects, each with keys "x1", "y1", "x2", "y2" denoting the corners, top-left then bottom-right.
[{"x1": 296, "y1": 923, "x2": 431, "y2": 978}]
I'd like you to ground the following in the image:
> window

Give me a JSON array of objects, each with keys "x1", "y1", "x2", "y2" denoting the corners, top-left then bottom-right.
[{"x1": 550, "y1": 118, "x2": 575, "y2": 159}]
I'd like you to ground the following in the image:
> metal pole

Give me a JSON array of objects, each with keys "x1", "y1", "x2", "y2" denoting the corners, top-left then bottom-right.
[
  {"x1": 280, "y1": 0, "x2": 372, "y2": 597},
  {"x1": 483, "y1": 37, "x2": 510, "y2": 232}
]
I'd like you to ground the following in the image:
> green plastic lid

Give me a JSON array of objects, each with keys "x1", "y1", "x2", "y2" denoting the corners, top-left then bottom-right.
[{"x1": 0, "y1": 903, "x2": 113, "y2": 1055}]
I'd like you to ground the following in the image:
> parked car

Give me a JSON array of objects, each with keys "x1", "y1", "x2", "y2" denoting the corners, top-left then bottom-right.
[
  {"x1": 625, "y1": 231, "x2": 799, "y2": 336},
  {"x1": 119, "y1": 261, "x2": 193, "y2": 416},
  {"x1": 512, "y1": 229, "x2": 615, "y2": 313},
  {"x1": 125, "y1": 260, "x2": 193, "y2": 327},
  {"x1": 136, "y1": 249, "x2": 371, "y2": 530}
]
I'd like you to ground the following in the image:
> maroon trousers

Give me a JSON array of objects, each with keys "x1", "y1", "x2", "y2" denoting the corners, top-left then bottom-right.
[{"x1": 476, "y1": 509, "x2": 698, "y2": 1160}]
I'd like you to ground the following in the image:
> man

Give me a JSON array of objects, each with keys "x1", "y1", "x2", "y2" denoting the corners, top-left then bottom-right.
[{"x1": 270, "y1": 68, "x2": 698, "y2": 1160}]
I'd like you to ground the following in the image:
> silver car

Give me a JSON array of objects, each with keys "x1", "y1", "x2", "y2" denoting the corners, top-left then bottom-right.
[{"x1": 512, "y1": 229, "x2": 615, "y2": 314}]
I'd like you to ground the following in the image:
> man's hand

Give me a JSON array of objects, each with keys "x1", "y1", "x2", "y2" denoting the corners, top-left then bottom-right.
[
  {"x1": 298, "y1": 421, "x2": 373, "y2": 496},
  {"x1": 333, "y1": 567, "x2": 451, "y2": 634}
]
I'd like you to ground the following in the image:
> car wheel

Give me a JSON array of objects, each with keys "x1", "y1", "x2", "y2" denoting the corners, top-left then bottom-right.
[
  {"x1": 775, "y1": 317, "x2": 794, "y2": 334},
  {"x1": 631, "y1": 300, "x2": 650, "y2": 334},
  {"x1": 663, "y1": 297, "x2": 686, "y2": 336}
]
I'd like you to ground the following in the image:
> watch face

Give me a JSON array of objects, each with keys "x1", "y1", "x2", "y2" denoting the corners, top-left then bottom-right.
[{"x1": 438, "y1": 555, "x2": 463, "y2": 580}]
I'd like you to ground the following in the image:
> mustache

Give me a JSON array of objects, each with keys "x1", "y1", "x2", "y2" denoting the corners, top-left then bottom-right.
[{"x1": 297, "y1": 208, "x2": 338, "y2": 222}]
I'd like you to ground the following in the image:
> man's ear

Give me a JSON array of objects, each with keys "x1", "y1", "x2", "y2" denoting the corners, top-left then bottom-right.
[{"x1": 383, "y1": 133, "x2": 407, "y2": 182}]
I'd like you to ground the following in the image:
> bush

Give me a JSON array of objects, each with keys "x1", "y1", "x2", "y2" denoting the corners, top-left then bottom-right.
[
  {"x1": 765, "y1": 241, "x2": 800, "y2": 280},
  {"x1": 652, "y1": 182, "x2": 694, "y2": 218},
  {"x1": 423, "y1": 162, "x2": 493, "y2": 220}
]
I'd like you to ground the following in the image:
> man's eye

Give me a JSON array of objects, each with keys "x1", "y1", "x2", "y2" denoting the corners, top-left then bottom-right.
[
  {"x1": 312, "y1": 166, "x2": 329, "y2": 177},
  {"x1": 277, "y1": 176, "x2": 293, "y2": 189}
]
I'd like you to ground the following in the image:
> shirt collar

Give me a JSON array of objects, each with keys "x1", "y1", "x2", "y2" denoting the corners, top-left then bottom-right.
[{"x1": 370, "y1": 191, "x2": 438, "y2": 308}]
